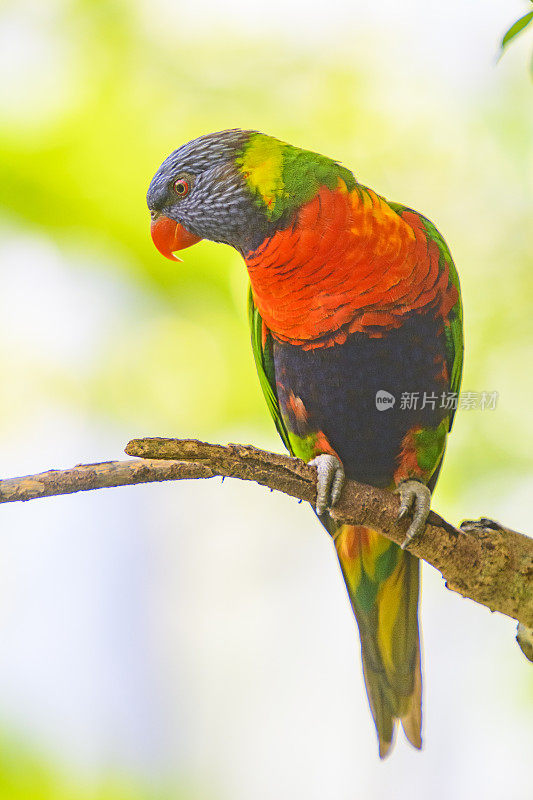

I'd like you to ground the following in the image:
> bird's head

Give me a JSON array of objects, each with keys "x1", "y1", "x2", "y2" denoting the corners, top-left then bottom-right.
[{"x1": 147, "y1": 129, "x2": 355, "y2": 259}]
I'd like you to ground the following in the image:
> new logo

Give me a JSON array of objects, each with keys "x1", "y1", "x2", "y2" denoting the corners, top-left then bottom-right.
[{"x1": 375, "y1": 390, "x2": 396, "y2": 411}]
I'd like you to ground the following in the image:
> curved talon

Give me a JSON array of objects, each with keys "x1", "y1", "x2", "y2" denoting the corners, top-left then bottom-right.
[
  {"x1": 395, "y1": 480, "x2": 431, "y2": 550},
  {"x1": 308, "y1": 454, "x2": 345, "y2": 516}
]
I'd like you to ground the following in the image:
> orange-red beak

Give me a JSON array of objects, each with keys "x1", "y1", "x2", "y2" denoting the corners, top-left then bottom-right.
[{"x1": 150, "y1": 214, "x2": 202, "y2": 261}]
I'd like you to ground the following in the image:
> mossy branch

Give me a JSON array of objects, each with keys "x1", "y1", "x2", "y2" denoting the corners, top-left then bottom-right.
[{"x1": 0, "y1": 437, "x2": 531, "y2": 644}]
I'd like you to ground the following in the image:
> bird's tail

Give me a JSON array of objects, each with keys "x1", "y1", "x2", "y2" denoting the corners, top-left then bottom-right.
[{"x1": 333, "y1": 523, "x2": 422, "y2": 758}]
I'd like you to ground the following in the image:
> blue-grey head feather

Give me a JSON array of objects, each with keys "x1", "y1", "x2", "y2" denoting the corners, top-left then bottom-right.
[{"x1": 146, "y1": 129, "x2": 273, "y2": 253}]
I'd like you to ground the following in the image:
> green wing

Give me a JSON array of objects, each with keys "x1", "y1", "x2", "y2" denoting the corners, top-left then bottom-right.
[
  {"x1": 388, "y1": 202, "x2": 464, "y2": 430},
  {"x1": 419, "y1": 213, "x2": 464, "y2": 420},
  {"x1": 248, "y1": 287, "x2": 292, "y2": 452}
]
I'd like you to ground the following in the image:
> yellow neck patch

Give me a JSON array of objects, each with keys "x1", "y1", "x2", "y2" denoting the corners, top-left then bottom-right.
[{"x1": 237, "y1": 134, "x2": 286, "y2": 211}]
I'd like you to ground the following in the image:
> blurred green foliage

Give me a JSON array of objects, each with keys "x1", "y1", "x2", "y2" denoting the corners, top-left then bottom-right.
[{"x1": 0, "y1": 734, "x2": 190, "y2": 800}]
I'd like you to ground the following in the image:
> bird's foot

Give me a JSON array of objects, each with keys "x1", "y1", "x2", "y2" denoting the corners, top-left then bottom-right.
[
  {"x1": 308, "y1": 454, "x2": 345, "y2": 516},
  {"x1": 396, "y1": 480, "x2": 431, "y2": 550}
]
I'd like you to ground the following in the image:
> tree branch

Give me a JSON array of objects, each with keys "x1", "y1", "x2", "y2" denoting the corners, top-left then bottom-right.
[{"x1": 0, "y1": 438, "x2": 531, "y2": 638}]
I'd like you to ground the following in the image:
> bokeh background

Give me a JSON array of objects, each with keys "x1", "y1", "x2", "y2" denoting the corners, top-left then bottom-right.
[{"x1": 0, "y1": 0, "x2": 532, "y2": 797}]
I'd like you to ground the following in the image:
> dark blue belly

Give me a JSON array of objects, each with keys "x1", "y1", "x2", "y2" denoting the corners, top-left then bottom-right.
[{"x1": 273, "y1": 312, "x2": 450, "y2": 487}]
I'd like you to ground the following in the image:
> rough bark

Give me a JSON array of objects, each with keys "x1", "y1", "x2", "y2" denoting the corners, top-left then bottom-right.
[{"x1": 0, "y1": 437, "x2": 531, "y2": 638}]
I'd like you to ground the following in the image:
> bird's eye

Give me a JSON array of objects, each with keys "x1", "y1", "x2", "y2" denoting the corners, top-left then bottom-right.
[{"x1": 173, "y1": 178, "x2": 190, "y2": 197}]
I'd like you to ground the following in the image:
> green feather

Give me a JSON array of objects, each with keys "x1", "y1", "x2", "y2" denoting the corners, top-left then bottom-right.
[
  {"x1": 248, "y1": 287, "x2": 291, "y2": 451},
  {"x1": 237, "y1": 133, "x2": 355, "y2": 222}
]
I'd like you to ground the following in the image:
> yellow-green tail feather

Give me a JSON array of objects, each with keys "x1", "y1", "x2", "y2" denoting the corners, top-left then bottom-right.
[{"x1": 335, "y1": 523, "x2": 422, "y2": 757}]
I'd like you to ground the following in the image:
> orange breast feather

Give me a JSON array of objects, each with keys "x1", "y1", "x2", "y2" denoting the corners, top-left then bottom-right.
[{"x1": 245, "y1": 182, "x2": 457, "y2": 348}]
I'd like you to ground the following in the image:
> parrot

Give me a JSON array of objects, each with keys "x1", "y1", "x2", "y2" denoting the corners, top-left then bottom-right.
[{"x1": 146, "y1": 130, "x2": 463, "y2": 757}]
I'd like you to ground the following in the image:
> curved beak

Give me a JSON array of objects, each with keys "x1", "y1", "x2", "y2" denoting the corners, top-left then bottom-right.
[{"x1": 150, "y1": 214, "x2": 202, "y2": 261}]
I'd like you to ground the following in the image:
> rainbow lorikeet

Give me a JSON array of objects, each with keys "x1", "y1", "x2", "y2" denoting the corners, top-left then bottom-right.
[{"x1": 147, "y1": 130, "x2": 463, "y2": 757}]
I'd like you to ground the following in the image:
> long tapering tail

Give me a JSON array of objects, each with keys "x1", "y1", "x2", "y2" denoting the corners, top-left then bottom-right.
[{"x1": 333, "y1": 523, "x2": 422, "y2": 758}]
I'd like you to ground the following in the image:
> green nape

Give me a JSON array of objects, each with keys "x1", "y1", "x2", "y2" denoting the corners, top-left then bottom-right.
[{"x1": 236, "y1": 132, "x2": 356, "y2": 222}]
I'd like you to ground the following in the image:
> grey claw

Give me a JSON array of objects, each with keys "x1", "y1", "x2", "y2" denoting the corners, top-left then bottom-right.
[
  {"x1": 395, "y1": 480, "x2": 431, "y2": 550},
  {"x1": 308, "y1": 454, "x2": 345, "y2": 515}
]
